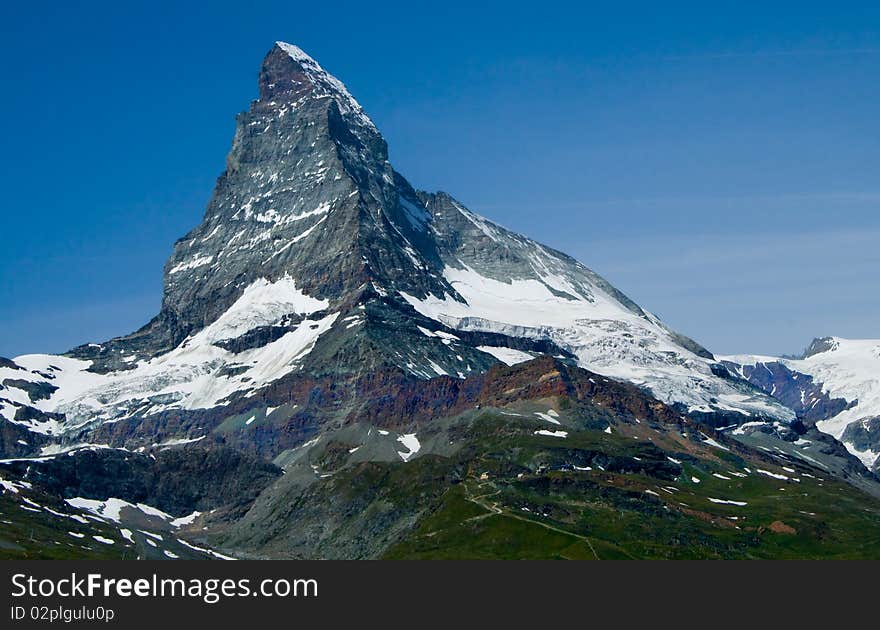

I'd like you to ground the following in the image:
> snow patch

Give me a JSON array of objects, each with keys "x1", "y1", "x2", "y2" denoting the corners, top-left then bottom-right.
[
  {"x1": 534, "y1": 411, "x2": 561, "y2": 425},
  {"x1": 476, "y1": 346, "x2": 534, "y2": 366},
  {"x1": 708, "y1": 498, "x2": 748, "y2": 506},
  {"x1": 534, "y1": 429, "x2": 568, "y2": 438},
  {"x1": 397, "y1": 434, "x2": 421, "y2": 462},
  {"x1": 65, "y1": 497, "x2": 173, "y2": 523}
]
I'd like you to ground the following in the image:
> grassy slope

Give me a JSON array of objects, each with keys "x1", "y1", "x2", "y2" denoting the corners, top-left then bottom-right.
[
  {"x1": 381, "y1": 411, "x2": 880, "y2": 559},
  {"x1": 0, "y1": 490, "x2": 218, "y2": 560},
  {"x1": 0, "y1": 493, "x2": 129, "y2": 559}
]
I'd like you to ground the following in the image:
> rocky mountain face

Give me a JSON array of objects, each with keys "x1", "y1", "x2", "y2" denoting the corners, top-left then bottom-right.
[
  {"x1": 2, "y1": 43, "x2": 879, "y2": 559},
  {"x1": 1, "y1": 42, "x2": 793, "y2": 443}
]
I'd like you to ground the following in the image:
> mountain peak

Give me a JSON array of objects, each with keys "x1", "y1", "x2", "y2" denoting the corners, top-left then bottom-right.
[
  {"x1": 260, "y1": 41, "x2": 375, "y2": 131},
  {"x1": 274, "y1": 41, "x2": 318, "y2": 64},
  {"x1": 802, "y1": 336, "x2": 839, "y2": 358}
]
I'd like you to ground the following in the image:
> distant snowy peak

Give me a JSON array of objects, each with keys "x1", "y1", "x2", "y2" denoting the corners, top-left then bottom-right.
[
  {"x1": 802, "y1": 336, "x2": 841, "y2": 358},
  {"x1": 724, "y1": 337, "x2": 880, "y2": 470}
]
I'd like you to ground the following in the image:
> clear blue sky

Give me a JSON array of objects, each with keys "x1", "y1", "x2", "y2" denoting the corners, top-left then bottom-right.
[{"x1": 1, "y1": 1, "x2": 878, "y2": 358}]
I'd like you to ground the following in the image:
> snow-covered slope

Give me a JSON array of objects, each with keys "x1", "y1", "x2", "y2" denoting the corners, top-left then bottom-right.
[
  {"x1": 402, "y1": 218, "x2": 792, "y2": 420},
  {"x1": 724, "y1": 337, "x2": 880, "y2": 469},
  {"x1": 1, "y1": 277, "x2": 336, "y2": 434}
]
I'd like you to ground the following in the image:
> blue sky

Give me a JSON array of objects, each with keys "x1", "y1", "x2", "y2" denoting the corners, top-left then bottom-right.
[{"x1": 1, "y1": 1, "x2": 878, "y2": 357}]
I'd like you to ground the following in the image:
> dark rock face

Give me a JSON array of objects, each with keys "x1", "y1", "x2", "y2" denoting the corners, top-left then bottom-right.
[
  {"x1": 802, "y1": 337, "x2": 839, "y2": 359},
  {"x1": 0, "y1": 357, "x2": 23, "y2": 370},
  {"x1": 841, "y1": 417, "x2": 880, "y2": 471},
  {"x1": 212, "y1": 321, "x2": 308, "y2": 354},
  {"x1": 2, "y1": 379, "x2": 57, "y2": 402},
  {"x1": 0, "y1": 417, "x2": 48, "y2": 458},
  {"x1": 721, "y1": 359, "x2": 853, "y2": 425},
  {"x1": 3, "y1": 445, "x2": 281, "y2": 517},
  {"x1": 344, "y1": 356, "x2": 686, "y2": 432}
]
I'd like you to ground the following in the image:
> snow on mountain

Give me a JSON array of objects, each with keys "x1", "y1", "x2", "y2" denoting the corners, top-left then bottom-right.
[
  {"x1": 1, "y1": 41, "x2": 795, "y2": 446},
  {"x1": 406, "y1": 201, "x2": 794, "y2": 421},
  {"x1": 4, "y1": 277, "x2": 336, "y2": 433},
  {"x1": 724, "y1": 337, "x2": 880, "y2": 469}
]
